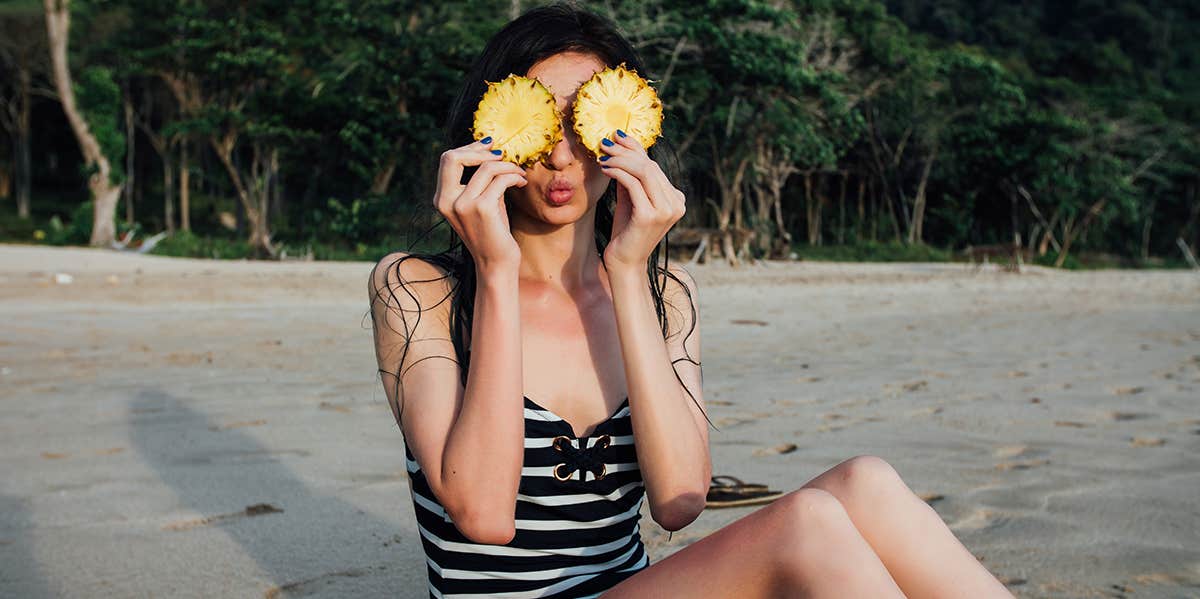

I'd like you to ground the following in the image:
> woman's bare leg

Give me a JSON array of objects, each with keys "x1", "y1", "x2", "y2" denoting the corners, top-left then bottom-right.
[
  {"x1": 599, "y1": 488, "x2": 905, "y2": 599},
  {"x1": 801, "y1": 455, "x2": 1013, "y2": 598}
]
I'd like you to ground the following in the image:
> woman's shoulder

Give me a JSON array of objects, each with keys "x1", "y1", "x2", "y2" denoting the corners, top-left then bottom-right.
[
  {"x1": 662, "y1": 261, "x2": 699, "y2": 300},
  {"x1": 368, "y1": 250, "x2": 460, "y2": 310}
]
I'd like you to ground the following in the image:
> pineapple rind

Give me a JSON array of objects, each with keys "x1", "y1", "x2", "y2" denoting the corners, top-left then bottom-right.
[
  {"x1": 472, "y1": 74, "x2": 562, "y2": 166},
  {"x1": 572, "y1": 63, "x2": 663, "y2": 156}
]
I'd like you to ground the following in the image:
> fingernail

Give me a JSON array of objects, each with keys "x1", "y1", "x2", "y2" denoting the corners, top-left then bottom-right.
[
  {"x1": 491, "y1": 149, "x2": 502, "y2": 155},
  {"x1": 599, "y1": 155, "x2": 611, "y2": 162},
  {"x1": 602, "y1": 138, "x2": 615, "y2": 147},
  {"x1": 616, "y1": 129, "x2": 627, "y2": 138},
  {"x1": 480, "y1": 136, "x2": 492, "y2": 144},
  {"x1": 600, "y1": 165, "x2": 610, "y2": 169}
]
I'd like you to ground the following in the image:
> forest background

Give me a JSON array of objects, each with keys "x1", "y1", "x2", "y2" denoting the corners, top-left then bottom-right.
[{"x1": 2, "y1": 0, "x2": 1197, "y2": 269}]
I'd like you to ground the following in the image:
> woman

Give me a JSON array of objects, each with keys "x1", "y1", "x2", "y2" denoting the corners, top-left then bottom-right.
[{"x1": 368, "y1": 4, "x2": 1014, "y2": 598}]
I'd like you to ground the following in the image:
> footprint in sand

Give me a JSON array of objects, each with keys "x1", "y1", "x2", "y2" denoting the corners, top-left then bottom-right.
[
  {"x1": 994, "y1": 458, "x2": 1050, "y2": 471},
  {"x1": 949, "y1": 507, "x2": 1011, "y2": 532},
  {"x1": 1131, "y1": 571, "x2": 1200, "y2": 586},
  {"x1": 209, "y1": 419, "x2": 268, "y2": 431},
  {"x1": 1054, "y1": 420, "x2": 1091, "y2": 428},
  {"x1": 907, "y1": 405, "x2": 944, "y2": 417},
  {"x1": 730, "y1": 319, "x2": 769, "y2": 326},
  {"x1": 1130, "y1": 437, "x2": 1166, "y2": 447},
  {"x1": 713, "y1": 416, "x2": 757, "y2": 428},
  {"x1": 1112, "y1": 385, "x2": 1146, "y2": 396},
  {"x1": 264, "y1": 567, "x2": 377, "y2": 599},
  {"x1": 1108, "y1": 411, "x2": 1153, "y2": 421},
  {"x1": 992, "y1": 444, "x2": 1043, "y2": 460},
  {"x1": 881, "y1": 379, "x2": 928, "y2": 395},
  {"x1": 753, "y1": 443, "x2": 798, "y2": 457},
  {"x1": 162, "y1": 502, "x2": 284, "y2": 531}
]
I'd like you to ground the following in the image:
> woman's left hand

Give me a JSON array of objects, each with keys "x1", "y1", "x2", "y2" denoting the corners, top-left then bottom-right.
[{"x1": 598, "y1": 130, "x2": 686, "y2": 271}]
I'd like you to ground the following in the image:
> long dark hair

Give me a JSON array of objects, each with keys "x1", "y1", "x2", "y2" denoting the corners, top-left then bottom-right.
[{"x1": 368, "y1": 1, "x2": 709, "y2": 431}]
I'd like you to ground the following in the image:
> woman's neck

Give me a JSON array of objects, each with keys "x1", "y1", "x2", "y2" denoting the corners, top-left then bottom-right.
[{"x1": 511, "y1": 214, "x2": 606, "y2": 296}]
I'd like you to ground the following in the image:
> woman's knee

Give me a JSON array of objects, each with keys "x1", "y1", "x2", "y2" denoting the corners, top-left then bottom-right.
[
  {"x1": 771, "y1": 488, "x2": 855, "y2": 543},
  {"x1": 765, "y1": 488, "x2": 873, "y2": 588},
  {"x1": 826, "y1": 455, "x2": 911, "y2": 500}
]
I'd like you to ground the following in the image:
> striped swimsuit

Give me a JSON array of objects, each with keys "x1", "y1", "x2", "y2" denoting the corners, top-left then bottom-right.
[{"x1": 404, "y1": 395, "x2": 649, "y2": 598}]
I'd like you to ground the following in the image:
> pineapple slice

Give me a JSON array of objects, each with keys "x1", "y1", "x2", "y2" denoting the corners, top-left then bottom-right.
[
  {"x1": 472, "y1": 74, "x2": 563, "y2": 166},
  {"x1": 572, "y1": 63, "x2": 663, "y2": 156}
]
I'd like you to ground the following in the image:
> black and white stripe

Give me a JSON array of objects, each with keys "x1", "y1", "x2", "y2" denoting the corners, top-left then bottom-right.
[{"x1": 404, "y1": 397, "x2": 648, "y2": 598}]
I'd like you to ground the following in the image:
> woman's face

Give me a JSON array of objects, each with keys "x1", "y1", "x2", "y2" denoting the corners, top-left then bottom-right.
[{"x1": 505, "y1": 51, "x2": 611, "y2": 226}]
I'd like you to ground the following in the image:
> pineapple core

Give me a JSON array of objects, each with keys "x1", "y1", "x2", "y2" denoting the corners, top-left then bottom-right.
[
  {"x1": 573, "y1": 64, "x2": 663, "y2": 156},
  {"x1": 472, "y1": 74, "x2": 563, "y2": 166}
]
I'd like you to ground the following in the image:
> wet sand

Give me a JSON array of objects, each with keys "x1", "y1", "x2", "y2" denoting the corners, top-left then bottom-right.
[{"x1": 1, "y1": 243, "x2": 1197, "y2": 598}]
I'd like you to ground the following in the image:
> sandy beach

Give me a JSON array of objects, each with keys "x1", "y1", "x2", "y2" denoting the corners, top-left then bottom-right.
[{"x1": 1, "y1": 243, "x2": 1197, "y2": 599}]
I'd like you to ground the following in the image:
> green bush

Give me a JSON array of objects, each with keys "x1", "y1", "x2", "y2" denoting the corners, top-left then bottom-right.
[
  {"x1": 1032, "y1": 250, "x2": 1082, "y2": 270},
  {"x1": 44, "y1": 200, "x2": 99, "y2": 245},
  {"x1": 789, "y1": 241, "x2": 956, "y2": 262},
  {"x1": 148, "y1": 230, "x2": 252, "y2": 259},
  {"x1": 0, "y1": 211, "x2": 37, "y2": 241}
]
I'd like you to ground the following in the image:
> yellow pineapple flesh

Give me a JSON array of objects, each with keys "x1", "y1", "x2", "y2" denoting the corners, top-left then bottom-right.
[
  {"x1": 472, "y1": 74, "x2": 562, "y2": 166},
  {"x1": 572, "y1": 64, "x2": 663, "y2": 156}
]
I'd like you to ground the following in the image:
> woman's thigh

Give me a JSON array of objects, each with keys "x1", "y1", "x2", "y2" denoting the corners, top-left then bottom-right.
[{"x1": 597, "y1": 487, "x2": 903, "y2": 599}]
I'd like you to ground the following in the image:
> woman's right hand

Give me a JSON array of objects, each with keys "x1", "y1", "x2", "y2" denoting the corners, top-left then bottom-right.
[{"x1": 434, "y1": 137, "x2": 526, "y2": 272}]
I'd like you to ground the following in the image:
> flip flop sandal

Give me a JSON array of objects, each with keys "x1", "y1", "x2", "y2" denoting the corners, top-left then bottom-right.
[{"x1": 705, "y1": 475, "x2": 785, "y2": 508}]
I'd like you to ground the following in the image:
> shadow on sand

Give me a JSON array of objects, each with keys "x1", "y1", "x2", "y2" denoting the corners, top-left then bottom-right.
[
  {"x1": 0, "y1": 493, "x2": 55, "y2": 599},
  {"x1": 130, "y1": 388, "x2": 425, "y2": 598}
]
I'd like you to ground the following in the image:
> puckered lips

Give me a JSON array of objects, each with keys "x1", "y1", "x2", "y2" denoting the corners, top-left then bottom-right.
[{"x1": 546, "y1": 178, "x2": 575, "y2": 206}]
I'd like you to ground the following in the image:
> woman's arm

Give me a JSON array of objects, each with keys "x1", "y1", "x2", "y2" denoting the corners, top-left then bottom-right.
[
  {"x1": 368, "y1": 253, "x2": 525, "y2": 544},
  {"x1": 607, "y1": 261, "x2": 710, "y2": 531}
]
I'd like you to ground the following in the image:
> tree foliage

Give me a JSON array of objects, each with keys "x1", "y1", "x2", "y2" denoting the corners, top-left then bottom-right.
[{"x1": 6, "y1": 0, "x2": 1197, "y2": 265}]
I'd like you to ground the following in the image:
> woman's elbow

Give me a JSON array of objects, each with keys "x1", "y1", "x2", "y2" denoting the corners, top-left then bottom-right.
[
  {"x1": 650, "y1": 490, "x2": 707, "y2": 532},
  {"x1": 448, "y1": 505, "x2": 517, "y2": 545}
]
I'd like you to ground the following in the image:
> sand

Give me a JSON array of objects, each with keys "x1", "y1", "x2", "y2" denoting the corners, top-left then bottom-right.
[{"x1": 0, "y1": 243, "x2": 1197, "y2": 598}]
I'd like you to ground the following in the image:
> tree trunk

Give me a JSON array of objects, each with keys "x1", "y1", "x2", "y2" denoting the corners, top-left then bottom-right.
[
  {"x1": 269, "y1": 147, "x2": 283, "y2": 229},
  {"x1": 210, "y1": 135, "x2": 276, "y2": 257},
  {"x1": 837, "y1": 171, "x2": 847, "y2": 245},
  {"x1": 855, "y1": 177, "x2": 865, "y2": 243},
  {"x1": 44, "y1": 0, "x2": 123, "y2": 246},
  {"x1": 163, "y1": 147, "x2": 175, "y2": 232},
  {"x1": 179, "y1": 140, "x2": 190, "y2": 231},
  {"x1": 1055, "y1": 198, "x2": 1107, "y2": 268},
  {"x1": 771, "y1": 179, "x2": 790, "y2": 256},
  {"x1": 369, "y1": 152, "x2": 398, "y2": 196},
  {"x1": 869, "y1": 178, "x2": 878, "y2": 242},
  {"x1": 907, "y1": 146, "x2": 937, "y2": 245},
  {"x1": 123, "y1": 89, "x2": 135, "y2": 225},
  {"x1": 15, "y1": 63, "x2": 32, "y2": 218},
  {"x1": 804, "y1": 172, "x2": 816, "y2": 245},
  {"x1": 886, "y1": 185, "x2": 903, "y2": 242},
  {"x1": 712, "y1": 149, "x2": 749, "y2": 266}
]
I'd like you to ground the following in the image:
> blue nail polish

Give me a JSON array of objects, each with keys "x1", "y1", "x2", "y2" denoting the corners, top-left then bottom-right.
[
  {"x1": 491, "y1": 149, "x2": 502, "y2": 155},
  {"x1": 616, "y1": 129, "x2": 627, "y2": 138},
  {"x1": 599, "y1": 155, "x2": 611, "y2": 162},
  {"x1": 480, "y1": 136, "x2": 493, "y2": 144},
  {"x1": 602, "y1": 138, "x2": 615, "y2": 147},
  {"x1": 600, "y1": 165, "x2": 610, "y2": 169}
]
